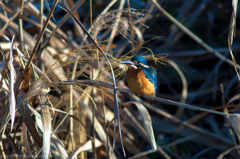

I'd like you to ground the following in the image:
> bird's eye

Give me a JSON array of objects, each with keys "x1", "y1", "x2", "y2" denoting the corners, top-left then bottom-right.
[{"x1": 137, "y1": 61, "x2": 140, "y2": 63}]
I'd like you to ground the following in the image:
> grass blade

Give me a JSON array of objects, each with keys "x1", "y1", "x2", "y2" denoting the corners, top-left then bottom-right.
[
  {"x1": 18, "y1": 99, "x2": 43, "y2": 147},
  {"x1": 122, "y1": 101, "x2": 157, "y2": 150},
  {"x1": 70, "y1": 139, "x2": 102, "y2": 159},
  {"x1": 40, "y1": 94, "x2": 51, "y2": 159},
  {"x1": 229, "y1": 114, "x2": 240, "y2": 141},
  {"x1": 228, "y1": 0, "x2": 240, "y2": 79},
  {"x1": 19, "y1": 0, "x2": 59, "y2": 93},
  {"x1": 9, "y1": 35, "x2": 16, "y2": 133},
  {"x1": 51, "y1": 137, "x2": 69, "y2": 158},
  {"x1": 28, "y1": 105, "x2": 69, "y2": 158},
  {"x1": 60, "y1": 1, "x2": 123, "y2": 155},
  {"x1": 44, "y1": 0, "x2": 51, "y2": 12}
]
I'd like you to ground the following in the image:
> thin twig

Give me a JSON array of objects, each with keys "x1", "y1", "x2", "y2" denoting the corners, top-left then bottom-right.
[
  {"x1": 151, "y1": 0, "x2": 240, "y2": 71},
  {"x1": 16, "y1": 0, "x2": 59, "y2": 94},
  {"x1": 23, "y1": 79, "x2": 229, "y2": 117},
  {"x1": 217, "y1": 145, "x2": 240, "y2": 159},
  {"x1": 0, "y1": 0, "x2": 31, "y2": 33},
  {"x1": 41, "y1": 0, "x2": 85, "y2": 51},
  {"x1": 60, "y1": 1, "x2": 123, "y2": 155},
  {"x1": 104, "y1": 0, "x2": 125, "y2": 53},
  {"x1": 18, "y1": 0, "x2": 24, "y2": 52}
]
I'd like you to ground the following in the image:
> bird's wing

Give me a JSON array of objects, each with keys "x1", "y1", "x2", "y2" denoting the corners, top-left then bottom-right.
[{"x1": 142, "y1": 67, "x2": 157, "y2": 91}]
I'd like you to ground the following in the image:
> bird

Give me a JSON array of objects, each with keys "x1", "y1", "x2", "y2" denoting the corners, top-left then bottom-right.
[{"x1": 120, "y1": 56, "x2": 157, "y2": 104}]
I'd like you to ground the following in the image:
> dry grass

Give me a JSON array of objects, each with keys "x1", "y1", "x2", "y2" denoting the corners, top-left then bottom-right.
[{"x1": 1, "y1": 0, "x2": 240, "y2": 159}]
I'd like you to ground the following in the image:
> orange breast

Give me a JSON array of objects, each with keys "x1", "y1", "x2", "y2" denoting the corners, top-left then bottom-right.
[{"x1": 126, "y1": 67, "x2": 155, "y2": 96}]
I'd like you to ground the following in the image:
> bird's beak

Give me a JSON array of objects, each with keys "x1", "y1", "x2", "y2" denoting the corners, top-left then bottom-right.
[
  {"x1": 119, "y1": 61, "x2": 137, "y2": 69},
  {"x1": 119, "y1": 61, "x2": 149, "y2": 68},
  {"x1": 119, "y1": 61, "x2": 135, "y2": 65}
]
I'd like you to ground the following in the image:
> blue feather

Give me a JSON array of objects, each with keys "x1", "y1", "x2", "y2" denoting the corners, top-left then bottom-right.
[
  {"x1": 131, "y1": 56, "x2": 148, "y2": 65},
  {"x1": 141, "y1": 67, "x2": 157, "y2": 94},
  {"x1": 130, "y1": 56, "x2": 157, "y2": 93}
]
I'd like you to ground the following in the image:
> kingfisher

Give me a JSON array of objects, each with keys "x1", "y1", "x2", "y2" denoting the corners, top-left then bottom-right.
[{"x1": 120, "y1": 56, "x2": 157, "y2": 104}]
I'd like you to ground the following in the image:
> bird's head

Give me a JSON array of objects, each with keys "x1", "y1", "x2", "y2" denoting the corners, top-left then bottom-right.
[{"x1": 120, "y1": 56, "x2": 149, "y2": 69}]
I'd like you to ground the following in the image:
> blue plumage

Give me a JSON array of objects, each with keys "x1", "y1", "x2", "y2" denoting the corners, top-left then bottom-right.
[
  {"x1": 141, "y1": 67, "x2": 157, "y2": 94},
  {"x1": 130, "y1": 56, "x2": 148, "y2": 66},
  {"x1": 120, "y1": 56, "x2": 157, "y2": 103},
  {"x1": 130, "y1": 56, "x2": 157, "y2": 93}
]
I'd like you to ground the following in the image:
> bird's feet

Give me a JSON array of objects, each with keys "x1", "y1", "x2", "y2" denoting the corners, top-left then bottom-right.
[{"x1": 134, "y1": 93, "x2": 144, "y2": 97}]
